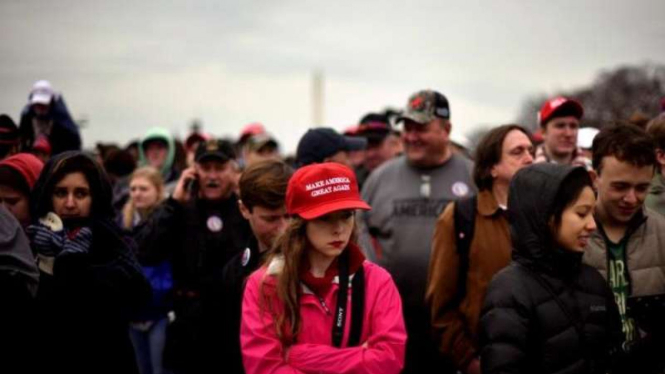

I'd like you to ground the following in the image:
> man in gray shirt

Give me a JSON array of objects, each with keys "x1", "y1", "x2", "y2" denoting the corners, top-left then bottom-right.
[{"x1": 361, "y1": 89, "x2": 474, "y2": 374}]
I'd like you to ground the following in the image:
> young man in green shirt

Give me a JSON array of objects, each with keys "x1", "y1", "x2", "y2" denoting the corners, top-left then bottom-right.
[{"x1": 583, "y1": 124, "x2": 665, "y2": 371}]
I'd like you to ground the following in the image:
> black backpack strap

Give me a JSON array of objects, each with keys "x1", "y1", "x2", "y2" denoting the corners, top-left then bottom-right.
[
  {"x1": 453, "y1": 195, "x2": 477, "y2": 303},
  {"x1": 347, "y1": 265, "x2": 365, "y2": 347}
]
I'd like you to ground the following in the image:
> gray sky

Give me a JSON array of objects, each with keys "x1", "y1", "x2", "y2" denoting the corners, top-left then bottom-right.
[{"x1": 1, "y1": 0, "x2": 664, "y2": 154}]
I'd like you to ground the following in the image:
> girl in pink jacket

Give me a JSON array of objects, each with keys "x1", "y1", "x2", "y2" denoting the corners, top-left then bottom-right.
[{"x1": 241, "y1": 162, "x2": 406, "y2": 374}]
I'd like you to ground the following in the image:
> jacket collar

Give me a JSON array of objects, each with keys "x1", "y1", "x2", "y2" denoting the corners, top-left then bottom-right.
[{"x1": 477, "y1": 189, "x2": 503, "y2": 217}]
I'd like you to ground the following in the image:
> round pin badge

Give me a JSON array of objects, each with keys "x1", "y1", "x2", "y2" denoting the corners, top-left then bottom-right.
[
  {"x1": 241, "y1": 247, "x2": 251, "y2": 267},
  {"x1": 206, "y1": 215, "x2": 223, "y2": 232},
  {"x1": 451, "y1": 181, "x2": 470, "y2": 197}
]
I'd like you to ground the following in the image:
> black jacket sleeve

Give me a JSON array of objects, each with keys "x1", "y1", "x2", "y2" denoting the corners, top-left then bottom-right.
[
  {"x1": 133, "y1": 197, "x2": 183, "y2": 265},
  {"x1": 479, "y1": 267, "x2": 532, "y2": 374},
  {"x1": 52, "y1": 222, "x2": 151, "y2": 320}
]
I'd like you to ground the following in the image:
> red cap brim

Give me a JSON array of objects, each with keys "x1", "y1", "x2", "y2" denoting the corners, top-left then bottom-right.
[{"x1": 296, "y1": 199, "x2": 371, "y2": 220}]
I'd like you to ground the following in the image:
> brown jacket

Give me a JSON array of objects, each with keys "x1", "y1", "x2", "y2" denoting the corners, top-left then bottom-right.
[{"x1": 426, "y1": 190, "x2": 512, "y2": 369}]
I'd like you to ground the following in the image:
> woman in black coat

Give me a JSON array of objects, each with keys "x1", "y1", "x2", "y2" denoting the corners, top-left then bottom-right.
[
  {"x1": 27, "y1": 151, "x2": 151, "y2": 374},
  {"x1": 479, "y1": 164, "x2": 623, "y2": 374}
]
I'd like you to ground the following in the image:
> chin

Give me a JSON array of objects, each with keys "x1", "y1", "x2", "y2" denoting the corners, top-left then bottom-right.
[{"x1": 202, "y1": 190, "x2": 224, "y2": 200}]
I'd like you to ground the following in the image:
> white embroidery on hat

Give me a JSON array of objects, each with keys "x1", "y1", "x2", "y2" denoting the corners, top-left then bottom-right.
[{"x1": 307, "y1": 177, "x2": 352, "y2": 197}]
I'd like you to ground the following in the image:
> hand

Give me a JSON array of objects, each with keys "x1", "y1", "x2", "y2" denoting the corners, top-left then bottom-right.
[
  {"x1": 27, "y1": 223, "x2": 65, "y2": 256},
  {"x1": 172, "y1": 167, "x2": 198, "y2": 203},
  {"x1": 465, "y1": 358, "x2": 481, "y2": 374},
  {"x1": 59, "y1": 227, "x2": 93, "y2": 257}
]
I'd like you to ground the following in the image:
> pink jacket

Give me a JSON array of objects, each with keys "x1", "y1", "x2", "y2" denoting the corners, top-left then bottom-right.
[{"x1": 241, "y1": 257, "x2": 406, "y2": 374}]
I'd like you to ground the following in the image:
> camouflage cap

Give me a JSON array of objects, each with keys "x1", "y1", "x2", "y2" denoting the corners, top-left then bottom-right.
[{"x1": 398, "y1": 90, "x2": 450, "y2": 124}]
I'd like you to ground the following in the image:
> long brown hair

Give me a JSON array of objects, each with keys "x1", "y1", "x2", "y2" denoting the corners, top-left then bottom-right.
[
  {"x1": 262, "y1": 213, "x2": 359, "y2": 346},
  {"x1": 121, "y1": 166, "x2": 165, "y2": 229}
]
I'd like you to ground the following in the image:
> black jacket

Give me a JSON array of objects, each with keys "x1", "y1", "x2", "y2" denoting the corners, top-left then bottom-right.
[
  {"x1": 134, "y1": 193, "x2": 252, "y2": 373},
  {"x1": 479, "y1": 164, "x2": 623, "y2": 374},
  {"x1": 220, "y1": 235, "x2": 266, "y2": 374},
  {"x1": 29, "y1": 152, "x2": 151, "y2": 374},
  {"x1": 0, "y1": 207, "x2": 39, "y2": 371}
]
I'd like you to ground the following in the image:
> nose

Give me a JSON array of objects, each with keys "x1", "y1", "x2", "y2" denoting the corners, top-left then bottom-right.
[
  {"x1": 65, "y1": 194, "x2": 76, "y2": 208},
  {"x1": 523, "y1": 152, "x2": 534, "y2": 164},
  {"x1": 563, "y1": 124, "x2": 575, "y2": 136},
  {"x1": 276, "y1": 216, "x2": 288, "y2": 231},
  {"x1": 331, "y1": 219, "x2": 344, "y2": 235},
  {"x1": 623, "y1": 189, "x2": 638, "y2": 204},
  {"x1": 586, "y1": 215, "x2": 597, "y2": 232}
]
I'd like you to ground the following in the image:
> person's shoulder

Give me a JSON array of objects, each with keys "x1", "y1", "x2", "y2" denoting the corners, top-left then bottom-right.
[
  {"x1": 485, "y1": 263, "x2": 531, "y2": 300},
  {"x1": 448, "y1": 153, "x2": 474, "y2": 171},
  {"x1": 246, "y1": 264, "x2": 270, "y2": 287},
  {"x1": 361, "y1": 156, "x2": 406, "y2": 197},
  {"x1": 369, "y1": 156, "x2": 405, "y2": 180},
  {"x1": 247, "y1": 256, "x2": 281, "y2": 285},
  {"x1": 578, "y1": 264, "x2": 611, "y2": 292},
  {"x1": 361, "y1": 260, "x2": 396, "y2": 285},
  {"x1": 644, "y1": 207, "x2": 665, "y2": 225}
]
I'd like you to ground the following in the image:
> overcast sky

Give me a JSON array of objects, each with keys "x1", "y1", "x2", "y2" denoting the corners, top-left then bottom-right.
[{"x1": 1, "y1": 0, "x2": 664, "y2": 153}]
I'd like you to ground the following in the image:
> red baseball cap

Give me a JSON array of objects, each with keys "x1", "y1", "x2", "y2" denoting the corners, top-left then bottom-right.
[
  {"x1": 538, "y1": 97, "x2": 584, "y2": 127},
  {"x1": 239, "y1": 122, "x2": 266, "y2": 144},
  {"x1": 286, "y1": 162, "x2": 370, "y2": 220}
]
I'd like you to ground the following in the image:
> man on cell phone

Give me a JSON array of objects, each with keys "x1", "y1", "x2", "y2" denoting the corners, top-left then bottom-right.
[{"x1": 135, "y1": 138, "x2": 253, "y2": 374}]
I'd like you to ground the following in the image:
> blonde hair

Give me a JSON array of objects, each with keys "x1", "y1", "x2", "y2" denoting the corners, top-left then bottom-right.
[
  {"x1": 121, "y1": 166, "x2": 165, "y2": 229},
  {"x1": 261, "y1": 214, "x2": 359, "y2": 346}
]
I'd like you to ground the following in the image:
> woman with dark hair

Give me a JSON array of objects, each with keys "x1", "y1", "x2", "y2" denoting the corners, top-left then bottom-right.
[
  {"x1": 241, "y1": 162, "x2": 406, "y2": 374},
  {"x1": 26, "y1": 151, "x2": 151, "y2": 374},
  {"x1": 479, "y1": 163, "x2": 623, "y2": 374}
]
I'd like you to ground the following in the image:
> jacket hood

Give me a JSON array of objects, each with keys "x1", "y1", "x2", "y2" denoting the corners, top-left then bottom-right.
[
  {"x1": 508, "y1": 163, "x2": 587, "y2": 275},
  {"x1": 139, "y1": 127, "x2": 175, "y2": 177},
  {"x1": 30, "y1": 151, "x2": 114, "y2": 222}
]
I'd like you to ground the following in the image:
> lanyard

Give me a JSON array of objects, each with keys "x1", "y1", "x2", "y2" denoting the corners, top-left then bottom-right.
[
  {"x1": 310, "y1": 249, "x2": 364, "y2": 348},
  {"x1": 332, "y1": 250, "x2": 350, "y2": 347}
]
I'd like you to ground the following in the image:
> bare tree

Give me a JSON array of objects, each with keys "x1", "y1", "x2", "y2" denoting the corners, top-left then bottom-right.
[{"x1": 516, "y1": 63, "x2": 665, "y2": 130}]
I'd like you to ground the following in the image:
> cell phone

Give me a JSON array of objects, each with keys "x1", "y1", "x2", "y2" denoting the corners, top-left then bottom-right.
[{"x1": 185, "y1": 177, "x2": 199, "y2": 195}]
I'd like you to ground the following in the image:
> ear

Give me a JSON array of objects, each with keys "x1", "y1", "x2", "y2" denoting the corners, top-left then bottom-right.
[
  {"x1": 656, "y1": 149, "x2": 665, "y2": 167},
  {"x1": 490, "y1": 164, "x2": 498, "y2": 179},
  {"x1": 589, "y1": 169, "x2": 599, "y2": 191},
  {"x1": 443, "y1": 120, "x2": 452, "y2": 133},
  {"x1": 238, "y1": 200, "x2": 251, "y2": 220}
]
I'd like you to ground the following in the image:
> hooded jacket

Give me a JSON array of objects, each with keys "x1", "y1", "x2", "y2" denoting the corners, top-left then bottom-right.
[
  {"x1": 29, "y1": 151, "x2": 151, "y2": 374},
  {"x1": 479, "y1": 164, "x2": 623, "y2": 374},
  {"x1": 18, "y1": 95, "x2": 81, "y2": 155},
  {"x1": 645, "y1": 172, "x2": 665, "y2": 217},
  {"x1": 139, "y1": 127, "x2": 177, "y2": 182}
]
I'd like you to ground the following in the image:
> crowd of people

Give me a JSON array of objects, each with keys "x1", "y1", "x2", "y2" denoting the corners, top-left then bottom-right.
[{"x1": 1, "y1": 79, "x2": 665, "y2": 374}]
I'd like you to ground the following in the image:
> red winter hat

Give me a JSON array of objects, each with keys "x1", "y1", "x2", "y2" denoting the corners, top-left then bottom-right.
[
  {"x1": 538, "y1": 97, "x2": 583, "y2": 127},
  {"x1": 0, "y1": 153, "x2": 44, "y2": 190},
  {"x1": 286, "y1": 162, "x2": 370, "y2": 220}
]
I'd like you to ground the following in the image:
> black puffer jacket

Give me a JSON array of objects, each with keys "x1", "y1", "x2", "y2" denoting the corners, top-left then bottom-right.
[{"x1": 479, "y1": 164, "x2": 623, "y2": 374}]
